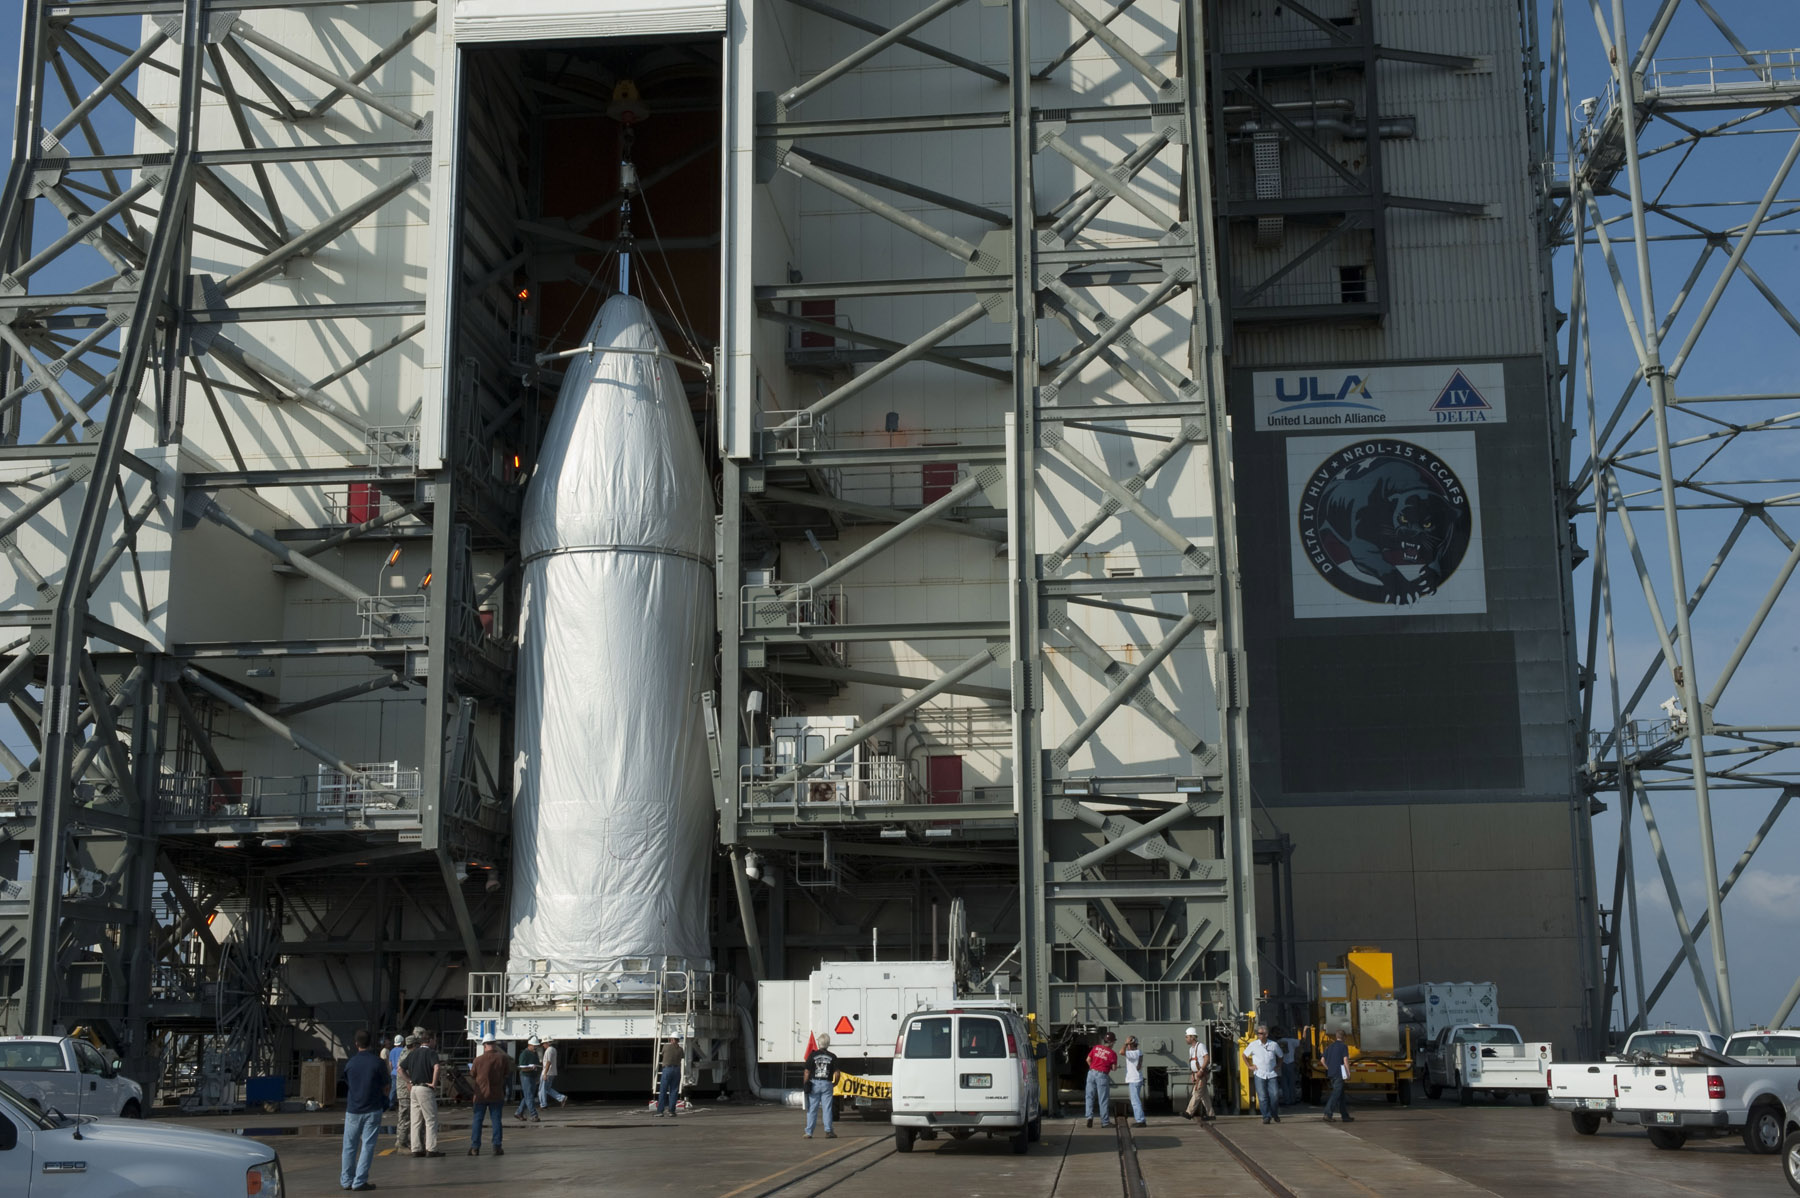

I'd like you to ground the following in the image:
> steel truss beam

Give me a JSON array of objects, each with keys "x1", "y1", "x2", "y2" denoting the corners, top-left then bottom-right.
[
  {"x1": 0, "y1": 0, "x2": 518, "y2": 1086},
  {"x1": 1555, "y1": 0, "x2": 1800, "y2": 1037},
  {"x1": 728, "y1": 0, "x2": 1255, "y2": 1056}
]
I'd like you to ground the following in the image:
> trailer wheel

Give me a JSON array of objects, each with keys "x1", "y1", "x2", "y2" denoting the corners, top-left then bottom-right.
[
  {"x1": 1424, "y1": 1081, "x2": 1443, "y2": 1101},
  {"x1": 1397, "y1": 1079, "x2": 1413, "y2": 1107},
  {"x1": 1571, "y1": 1111, "x2": 1602, "y2": 1135},
  {"x1": 1647, "y1": 1128, "x2": 1688, "y2": 1151},
  {"x1": 1529, "y1": 1091, "x2": 1547, "y2": 1107},
  {"x1": 895, "y1": 1127, "x2": 915, "y2": 1153},
  {"x1": 1743, "y1": 1102, "x2": 1783, "y2": 1155}
]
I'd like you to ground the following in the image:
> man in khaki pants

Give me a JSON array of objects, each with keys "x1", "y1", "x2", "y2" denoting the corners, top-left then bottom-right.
[
  {"x1": 1183, "y1": 1027, "x2": 1214, "y2": 1121},
  {"x1": 400, "y1": 1030, "x2": 445, "y2": 1157}
]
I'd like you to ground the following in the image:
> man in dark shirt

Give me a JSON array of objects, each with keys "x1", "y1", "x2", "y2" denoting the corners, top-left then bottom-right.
[
  {"x1": 514, "y1": 1038, "x2": 541, "y2": 1122},
  {"x1": 400, "y1": 1030, "x2": 444, "y2": 1156},
  {"x1": 803, "y1": 1032, "x2": 840, "y2": 1139},
  {"x1": 1321, "y1": 1030, "x2": 1354, "y2": 1123},
  {"x1": 340, "y1": 1029, "x2": 389, "y2": 1192},
  {"x1": 468, "y1": 1037, "x2": 512, "y2": 1155},
  {"x1": 656, "y1": 1036, "x2": 683, "y2": 1118}
]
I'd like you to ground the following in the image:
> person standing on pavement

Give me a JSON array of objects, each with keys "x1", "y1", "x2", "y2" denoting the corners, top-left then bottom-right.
[
  {"x1": 514, "y1": 1037, "x2": 541, "y2": 1122},
  {"x1": 803, "y1": 1032, "x2": 839, "y2": 1139},
  {"x1": 538, "y1": 1037, "x2": 568, "y2": 1108},
  {"x1": 1182, "y1": 1027, "x2": 1214, "y2": 1122},
  {"x1": 656, "y1": 1036, "x2": 683, "y2": 1118},
  {"x1": 385, "y1": 1035, "x2": 403, "y2": 1112},
  {"x1": 1321, "y1": 1030, "x2": 1354, "y2": 1123},
  {"x1": 394, "y1": 1032, "x2": 420, "y2": 1151},
  {"x1": 1243, "y1": 1025, "x2": 1283, "y2": 1123},
  {"x1": 339, "y1": 1029, "x2": 389, "y2": 1193},
  {"x1": 1278, "y1": 1030, "x2": 1302, "y2": 1105},
  {"x1": 1085, "y1": 1032, "x2": 1118, "y2": 1128},
  {"x1": 400, "y1": 1029, "x2": 445, "y2": 1157},
  {"x1": 1122, "y1": 1036, "x2": 1147, "y2": 1127},
  {"x1": 468, "y1": 1036, "x2": 512, "y2": 1156}
]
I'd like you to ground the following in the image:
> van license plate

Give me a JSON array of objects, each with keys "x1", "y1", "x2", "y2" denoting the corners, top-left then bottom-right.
[
  {"x1": 1655, "y1": 1112, "x2": 1676, "y2": 1124},
  {"x1": 960, "y1": 1074, "x2": 992, "y2": 1089}
]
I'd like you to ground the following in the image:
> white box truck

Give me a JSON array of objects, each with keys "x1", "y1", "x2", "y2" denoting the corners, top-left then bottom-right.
[{"x1": 757, "y1": 960, "x2": 958, "y2": 1117}]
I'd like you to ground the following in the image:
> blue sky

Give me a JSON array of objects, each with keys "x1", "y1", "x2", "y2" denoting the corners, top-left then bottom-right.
[{"x1": 0, "y1": 4, "x2": 1794, "y2": 1036}]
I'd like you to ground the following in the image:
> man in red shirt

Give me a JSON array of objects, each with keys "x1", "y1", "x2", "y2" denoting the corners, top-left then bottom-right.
[{"x1": 1084, "y1": 1032, "x2": 1118, "y2": 1128}]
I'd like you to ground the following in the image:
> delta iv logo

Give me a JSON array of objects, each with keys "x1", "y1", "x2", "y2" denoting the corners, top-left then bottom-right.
[{"x1": 1296, "y1": 439, "x2": 1474, "y2": 606}]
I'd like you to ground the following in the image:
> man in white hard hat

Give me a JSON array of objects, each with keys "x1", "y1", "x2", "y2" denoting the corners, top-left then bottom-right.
[
  {"x1": 515, "y1": 1037, "x2": 542, "y2": 1122},
  {"x1": 1183, "y1": 1027, "x2": 1214, "y2": 1122},
  {"x1": 384, "y1": 1034, "x2": 404, "y2": 1112}
]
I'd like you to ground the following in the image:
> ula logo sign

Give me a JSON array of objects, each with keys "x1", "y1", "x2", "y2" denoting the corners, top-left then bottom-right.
[{"x1": 1274, "y1": 375, "x2": 1378, "y2": 410}]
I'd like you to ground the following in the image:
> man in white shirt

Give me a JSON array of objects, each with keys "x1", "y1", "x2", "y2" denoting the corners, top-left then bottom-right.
[
  {"x1": 1182, "y1": 1026, "x2": 1214, "y2": 1122},
  {"x1": 1242, "y1": 1024, "x2": 1283, "y2": 1123}
]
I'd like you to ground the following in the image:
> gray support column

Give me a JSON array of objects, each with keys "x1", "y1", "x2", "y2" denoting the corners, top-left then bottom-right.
[
  {"x1": 24, "y1": 0, "x2": 208, "y2": 1036},
  {"x1": 1006, "y1": 0, "x2": 1051, "y2": 1046},
  {"x1": 1609, "y1": 0, "x2": 1730, "y2": 1030}
]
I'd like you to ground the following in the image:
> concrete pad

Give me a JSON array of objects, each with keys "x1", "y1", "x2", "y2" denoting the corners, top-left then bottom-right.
[{"x1": 167, "y1": 1096, "x2": 1796, "y2": 1197}]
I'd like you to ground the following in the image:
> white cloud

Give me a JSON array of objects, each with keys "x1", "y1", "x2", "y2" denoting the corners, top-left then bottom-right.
[{"x1": 1735, "y1": 871, "x2": 1800, "y2": 924}]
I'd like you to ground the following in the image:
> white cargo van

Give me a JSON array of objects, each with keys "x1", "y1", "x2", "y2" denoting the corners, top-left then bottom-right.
[{"x1": 890, "y1": 1005, "x2": 1042, "y2": 1154}]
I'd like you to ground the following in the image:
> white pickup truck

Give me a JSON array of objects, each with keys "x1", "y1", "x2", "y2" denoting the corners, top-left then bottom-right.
[
  {"x1": 1549, "y1": 1028, "x2": 1724, "y2": 1134},
  {"x1": 0, "y1": 1037, "x2": 144, "y2": 1119},
  {"x1": 1615, "y1": 1030, "x2": 1800, "y2": 1154},
  {"x1": 1418, "y1": 1023, "x2": 1551, "y2": 1105},
  {"x1": 0, "y1": 1077, "x2": 282, "y2": 1196}
]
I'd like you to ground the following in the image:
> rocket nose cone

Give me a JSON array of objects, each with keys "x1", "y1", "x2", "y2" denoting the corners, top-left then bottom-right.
[{"x1": 522, "y1": 290, "x2": 713, "y2": 563}]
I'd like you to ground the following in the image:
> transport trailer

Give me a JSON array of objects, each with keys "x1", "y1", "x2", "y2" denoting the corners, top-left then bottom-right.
[{"x1": 466, "y1": 965, "x2": 738, "y2": 1096}]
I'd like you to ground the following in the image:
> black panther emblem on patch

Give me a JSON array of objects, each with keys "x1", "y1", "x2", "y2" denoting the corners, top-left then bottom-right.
[{"x1": 1296, "y1": 439, "x2": 1473, "y2": 606}]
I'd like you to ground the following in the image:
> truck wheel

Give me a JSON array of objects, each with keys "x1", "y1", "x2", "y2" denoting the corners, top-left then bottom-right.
[
  {"x1": 1011, "y1": 1123, "x2": 1030, "y2": 1154},
  {"x1": 1743, "y1": 1102, "x2": 1783, "y2": 1155},
  {"x1": 1571, "y1": 1112, "x2": 1602, "y2": 1135},
  {"x1": 1424, "y1": 1082, "x2": 1443, "y2": 1101},
  {"x1": 1782, "y1": 1129, "x2": 1800, "y2": 1194},
  {"x1": 894, "y1": 1127, "x2": 915, "y2": 1153},
  {"x1": 1529, "y1": 1091, "x2": 1547, "y2": 1107},
  {"x1": 120, "y1": 1099, "x2": 141, "y2": 1119},
  {"x1": 1647, "y1": 1128, "x2": 1688, "y2": 1151},
  {"x1": 1459, "y1": 1086, "x2": 1474, "y2": 1107},
  {"x1": 1397, "y1": 1079, "x2": 1413, "y2": 1107},
  {"x1": 1028, "y1": 1116, "x2": 1042, "y2": 1142}
]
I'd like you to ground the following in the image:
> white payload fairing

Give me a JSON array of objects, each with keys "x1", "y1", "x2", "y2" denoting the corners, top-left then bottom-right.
[{"x1": 507, "y1": 293, "x2": 716, "y2": 976}]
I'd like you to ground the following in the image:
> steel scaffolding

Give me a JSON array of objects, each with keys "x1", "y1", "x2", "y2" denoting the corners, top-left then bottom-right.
[
  {"x1": 1551, "y1": 0, "x2": 1800, "y2": 1037},
  {"x1": 0, "y1": 0, "x2": 514, "y2": 1093}
]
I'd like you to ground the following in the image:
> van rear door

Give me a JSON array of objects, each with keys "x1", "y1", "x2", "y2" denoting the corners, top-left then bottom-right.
[
  {"x1": 954, "y1": 1015, "x2": 1017, "y2": 1114},
  {"x1": 896, "y1": 1016, "x2": 953, "y2": 1109}
]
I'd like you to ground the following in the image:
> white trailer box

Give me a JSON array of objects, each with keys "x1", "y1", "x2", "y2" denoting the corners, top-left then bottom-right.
[
  {"x1": 757, "y1": 960, "x2": 958, "y2": 1063},
  {"x1": 1395, "y1": 982, "x2": 1500, "y2": 1040}
]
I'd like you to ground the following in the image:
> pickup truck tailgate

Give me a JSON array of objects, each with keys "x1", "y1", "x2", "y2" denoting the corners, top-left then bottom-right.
[{"x1": 1467, "y1": 1044, "x2": 1549, "y2": 1087}]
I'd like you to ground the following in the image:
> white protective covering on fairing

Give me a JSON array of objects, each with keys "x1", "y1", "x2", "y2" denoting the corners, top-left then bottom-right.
[{"x1": 508, "y1": 293, "x2": 716, "y2": 976}]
